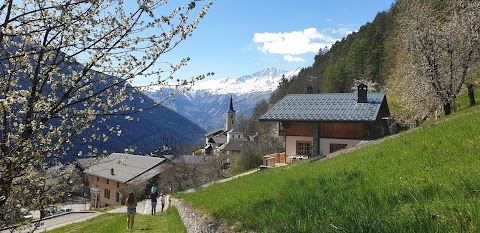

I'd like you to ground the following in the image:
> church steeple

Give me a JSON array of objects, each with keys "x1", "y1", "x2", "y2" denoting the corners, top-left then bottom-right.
[
  {"x1": 226, "y1": 96, "x2": 236, "y2": 131},
  {"x1": 228, "y1": 95, "x2": 235, "y2": 112}
]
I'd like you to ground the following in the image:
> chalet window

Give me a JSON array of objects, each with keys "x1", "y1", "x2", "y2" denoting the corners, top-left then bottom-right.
[
  {"x1": 106, "y1": 179, "x2": 109, "y2": 184},
  {"x1": 115, "y1": 193, "x2": 120, "y2": 203},
  {"x1": 97, "y1": 177, "x2": 99, "y2": 182},
  {"x1": 330, "y1": 144, "x2": 348, "y2": 153},
  {"x1": 104, "y1": 189, "x2": 111, "y2": 199},
  {"x1": 117, "y1": 182, "x2": 119, "y2": 188},
  {"x1": 296, "y1": 141, "x2": 312, "y2": 155}
]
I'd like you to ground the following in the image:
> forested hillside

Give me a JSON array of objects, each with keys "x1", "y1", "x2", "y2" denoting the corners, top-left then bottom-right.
[
  {"x1": 269, "y1": 5, "x2": 396, "y2": 104},
  {"x1": 267, "y1": 0, "x2": 480, "y2": 127}
]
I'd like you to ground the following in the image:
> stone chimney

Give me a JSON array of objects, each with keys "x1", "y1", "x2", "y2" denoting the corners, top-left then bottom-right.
[{"x1": 357, "y1": 83, "x2": 368, "y2": 103}]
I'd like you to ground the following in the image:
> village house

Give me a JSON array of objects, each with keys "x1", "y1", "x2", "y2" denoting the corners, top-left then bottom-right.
[
  {"x1": 84, "y1": 153, "x2": 169, "y2": 208},
  {"x1": 260, "y1": 84, "x2": 391, "y2": 160}
]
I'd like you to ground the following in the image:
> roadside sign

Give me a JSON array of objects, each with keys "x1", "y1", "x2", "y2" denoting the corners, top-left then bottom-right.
[{"x1": 90, "y1": 188, "x2": 100, "y2": 195}]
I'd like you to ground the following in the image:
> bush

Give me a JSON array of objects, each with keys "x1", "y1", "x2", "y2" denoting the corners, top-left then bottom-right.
[{"x1": 230, "y1": 142, "x2": 280, "y2": 173}]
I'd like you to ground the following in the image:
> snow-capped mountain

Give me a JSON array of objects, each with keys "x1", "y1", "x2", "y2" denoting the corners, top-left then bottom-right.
[
  {"x1": 190, "y1": 68, "x2": 300, "y2": 95},
  {"x1": 143, "y1": 67, "x2": 300, "y2": 131}
]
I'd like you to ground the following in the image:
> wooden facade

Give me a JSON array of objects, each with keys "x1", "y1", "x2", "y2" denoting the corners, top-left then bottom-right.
[
  {"x1": 281, "y1": 116, "x2": 388, "y2": 156},
  {"x1": 282, "y1": 121, "x2": 383, "y2": 140}
]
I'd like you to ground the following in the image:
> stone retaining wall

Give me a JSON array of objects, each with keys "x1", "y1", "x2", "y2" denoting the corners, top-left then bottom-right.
[{"x1": 172, "y1": 198, "x2": 235, "y2": 233}]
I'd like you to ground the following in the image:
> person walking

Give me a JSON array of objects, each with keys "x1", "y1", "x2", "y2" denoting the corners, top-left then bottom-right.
[
  {"x1": 167, "y1": 193, "x2": 173, "y2": 208},
  {"x1": 125, "y1": 192, "x2": 137, "y2": 230},
  {"x1": 151, "y1": 184, "x2": 157, "y2": 194},
  {"x1": 160, "y1": 193, "x2": 166, "y2": 212},
  {"x1": 149, "y1": 186, "x2": 159, "y2": 215}
]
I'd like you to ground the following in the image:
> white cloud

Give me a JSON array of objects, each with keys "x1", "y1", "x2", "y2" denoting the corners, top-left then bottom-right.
[
  {"x1": 283, "y1": 55, "x2": 305, "y2": 62},
  {"x1": 326, "y1": 18, "x2": 332, "y2": 22},
  {"x1": 253, "y1": 28, "x2": 338, "y2": 56}
]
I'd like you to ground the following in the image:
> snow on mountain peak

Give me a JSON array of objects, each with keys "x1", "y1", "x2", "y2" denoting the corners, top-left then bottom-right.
[{"x1": 191, "y1": 67, "x2": 300, "y2": 95}]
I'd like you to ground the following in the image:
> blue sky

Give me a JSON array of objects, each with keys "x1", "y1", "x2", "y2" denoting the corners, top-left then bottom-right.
[{"x1": 132, "y1": 0, "x2": 396, "y2": 86}]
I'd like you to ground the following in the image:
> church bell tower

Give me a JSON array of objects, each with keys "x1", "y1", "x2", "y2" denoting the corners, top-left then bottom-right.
[{"x1": 225, "y1": 96, "x2": 236, "y2": 132}]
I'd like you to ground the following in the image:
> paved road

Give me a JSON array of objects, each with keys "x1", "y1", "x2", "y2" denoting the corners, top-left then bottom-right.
[{"x1": 0, "y1": 212, "x2": 102, "y2": 233}]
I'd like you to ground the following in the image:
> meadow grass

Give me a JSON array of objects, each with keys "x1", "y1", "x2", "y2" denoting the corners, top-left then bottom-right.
[
  {"x1": 46, "y1": 207, "x2": 186, "y2": 233},
  {"x1": 180, "y1": 105, "x2": 480, "y2": 232}
]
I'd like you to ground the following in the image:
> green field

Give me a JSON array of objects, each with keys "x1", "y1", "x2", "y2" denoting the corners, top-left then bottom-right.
[
  {"x1": 180, "y1": 105, "x2": 480, "y2": 232},
  {"x1": 46, "y1": 208, "x2": 186, "y2": 233}
]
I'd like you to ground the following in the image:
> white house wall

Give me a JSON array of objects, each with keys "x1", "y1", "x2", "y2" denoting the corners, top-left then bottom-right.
[
  {"x1": 319, "y1": 138, "x2": 363, "y2": 156},
  {"x1": 286, "y1": 136, "x2": 364, "y2": 156},
  {"x1": 285, "y1": 136, "x2": 312, "y2": 156}
]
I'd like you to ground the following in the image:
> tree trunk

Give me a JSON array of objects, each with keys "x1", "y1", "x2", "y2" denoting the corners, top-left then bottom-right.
[
  {"x1": 444, "y1": 103, "x2": 452, "y2": 116},
  {"x1": 467, "y1": 83, "x2": 476, "y2": 106}
]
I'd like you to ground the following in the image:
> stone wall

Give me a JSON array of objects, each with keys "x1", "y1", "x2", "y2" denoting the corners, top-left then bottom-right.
[{"x1": 172, "y1": 198, "x2": 235, "y2": 233}]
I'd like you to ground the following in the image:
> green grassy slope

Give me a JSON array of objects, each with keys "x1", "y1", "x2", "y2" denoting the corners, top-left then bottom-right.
[
  {"x1": 181, "y1": 106, "x2": 480, "y2": 232},
  {"x1": 46, "y1": 208, "x2": 186, "y2": 233}
]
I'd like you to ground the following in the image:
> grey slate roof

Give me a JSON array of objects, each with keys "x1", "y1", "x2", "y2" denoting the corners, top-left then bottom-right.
[
  {"x1": 84, "y1": 153, "x2": 166, "y2": 183},
  {"x1": 260, "y1": 93, "x2": 386, "y2": 122},
  {"x1": 227, "y1": 127, "x2": 243, "y2": 134},
  {"x1": 75, "y1": 158, "x2": 96, "y2": 171},
  {"x1": 205, "y1": 129, "x2": 225, "y2": 137}
]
